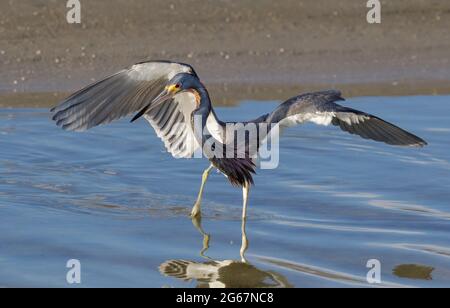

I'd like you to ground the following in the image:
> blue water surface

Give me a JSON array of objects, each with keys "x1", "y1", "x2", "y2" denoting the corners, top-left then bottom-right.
[{"x1": 0, "y1": 95, "x2": 449, "y2": 287}]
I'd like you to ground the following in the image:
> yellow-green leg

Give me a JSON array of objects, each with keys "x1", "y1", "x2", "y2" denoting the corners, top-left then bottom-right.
[
  {"x1": 191, "y1": 214, "x2": 212, "y2": 260},
  {"x1": 240, "y1": 183, "x2": 250, "y2": 263},
  {"x1": 191, "y1": 164, "x2": 214, "y2": 217}
]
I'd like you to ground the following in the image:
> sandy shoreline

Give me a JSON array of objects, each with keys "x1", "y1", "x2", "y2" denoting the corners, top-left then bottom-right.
[{"x1": 1, "y1": 0, "x2": 449, "y2": 107}]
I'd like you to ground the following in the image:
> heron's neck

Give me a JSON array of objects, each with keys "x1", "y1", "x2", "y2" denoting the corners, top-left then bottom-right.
[
  {"x1": 195, "y1": 86, "x2": 211, "y2": 109},
  {"x1": 190, "y1": 84, "x2": 227, "y2": 144}
]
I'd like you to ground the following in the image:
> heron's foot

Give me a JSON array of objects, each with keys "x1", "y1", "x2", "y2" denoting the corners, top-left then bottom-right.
[{"x1": 190, "y1": 202, "x2": 202, "y2": 218}]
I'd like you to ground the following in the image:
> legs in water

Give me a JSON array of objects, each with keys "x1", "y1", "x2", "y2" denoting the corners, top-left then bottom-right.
[
  {"x1": 240, "y1": 183, "x2": 250, "y2": 263},
  {"x1": 191, "y1": 164, "x2": 214, "y2": 217},
  {"x1": 191, "y1": 173, "x2": 250, "y2": 263},
  {"x1": 191, "y1": 215, "x2": 211, "y2": 260}
]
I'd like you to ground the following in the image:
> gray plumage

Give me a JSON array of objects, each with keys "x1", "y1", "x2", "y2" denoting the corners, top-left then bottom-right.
[
  {"x1": 263, "y1": 90, "x2": 427, "y2": 147},
  {"x1": 51, "y1": 61, "x2": 427, "y2": 188},
  {"x1": 51, "y1": 61, "x2": 195, "y2": 132}
]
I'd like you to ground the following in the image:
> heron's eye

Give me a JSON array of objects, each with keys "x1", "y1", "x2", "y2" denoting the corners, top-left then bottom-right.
[{"x1": 175, "y1": 83, "x2": 181, "y2": 89}]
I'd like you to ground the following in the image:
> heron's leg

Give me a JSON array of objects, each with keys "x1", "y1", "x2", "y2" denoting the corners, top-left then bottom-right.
[
  {"x1": 191, "y1": 164, "x2": 214, "y2": 217},
  {"x1": 240, "y1": 183, "x2": 250, "y2": 263}
]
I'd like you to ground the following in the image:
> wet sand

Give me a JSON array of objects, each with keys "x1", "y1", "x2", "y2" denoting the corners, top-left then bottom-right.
[{"x1": 0, "y1": 0, "x2": 449, "y2": 107}]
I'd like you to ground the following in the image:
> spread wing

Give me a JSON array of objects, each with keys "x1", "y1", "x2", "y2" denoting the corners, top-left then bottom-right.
[
  {"x1": 51, "y1": 60, "x2": 196, "y2": 131},
  {"x1": 51, "y1": 60, "x2": 203, "y2": 158},
  {"x1": 265, "y1": 90, "x2": 427, "y2": 147},
  {"x1": 143, "y1": 91, "x2": 201, "y2": 158}
]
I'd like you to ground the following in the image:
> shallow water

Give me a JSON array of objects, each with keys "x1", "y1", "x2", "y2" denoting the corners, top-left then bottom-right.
[{"x1": 1, "y1": 95, "x2": 449, "y2": 287}]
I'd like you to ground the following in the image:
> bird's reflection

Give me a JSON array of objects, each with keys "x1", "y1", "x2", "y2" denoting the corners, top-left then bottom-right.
[
  {"x1": 190, "y1": 215, "x2": 248, "y2": 262},
  {"x1": 159, "y1": 215, "x2": 292, "y2": 288}
]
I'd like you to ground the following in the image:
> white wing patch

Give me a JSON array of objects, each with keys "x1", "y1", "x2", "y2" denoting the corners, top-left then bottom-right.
[
  {"x1": 338, "y1": 113, "x2": 370, "y2": 125},
  {"x1": 279, "y1": 111, "x2": 370, "y2": 127},
  {"x1": 309, "y1": 113, "x2": 335, "y2": 126},
  {"x1": 144, "y1": 91, "x2": 200, "y2": 159},
  {"x1": 280, "y1": 112, "x2": 336, "y2": 127}
]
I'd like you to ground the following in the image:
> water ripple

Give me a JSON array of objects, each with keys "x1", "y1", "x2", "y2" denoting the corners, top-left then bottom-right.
[
  {"x1": 368, "y1": 200, "x2": 450, "y2": 220},
  {"x1": 271, "y1": 220, "x2": 423, "y2": 235},
  {"x1": 381, "y1": 243, "x2": 450, "y2": 259},
  {"x1": 254, "y1": 255, "x2": 409, "y2": 288}
]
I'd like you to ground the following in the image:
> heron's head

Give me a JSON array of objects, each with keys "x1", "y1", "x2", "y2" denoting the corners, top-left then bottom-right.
[
  {"x1": 166, "y1": 73, "x2": 200, "y2": 93},
  {"x1": 151, "y1": 73, "x2": 200, "y2": 105}
]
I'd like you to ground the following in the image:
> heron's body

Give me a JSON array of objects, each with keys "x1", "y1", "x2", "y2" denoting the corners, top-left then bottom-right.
[{"x1": 51, "y1": 60, "x2": 427, "y2": 225}]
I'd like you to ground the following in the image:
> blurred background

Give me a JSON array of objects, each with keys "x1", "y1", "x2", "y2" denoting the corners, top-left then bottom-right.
[{"x1": 1, "y1": 0, "x2": 449, "y2": 106}]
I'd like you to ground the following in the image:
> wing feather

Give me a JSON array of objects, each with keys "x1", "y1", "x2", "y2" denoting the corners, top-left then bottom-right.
[
  {"x1": 269, "y1": 90, "x2": 427, "y2": 147},
  {"x1": 51, "y1": 60, "x2": 202, "y2": 158},
  {"x1": 143, "y1": 91, "x2": 201, "y2": 158},
  {"x1": 51, "y1": 61, "x2": 195, "y2": 131}
]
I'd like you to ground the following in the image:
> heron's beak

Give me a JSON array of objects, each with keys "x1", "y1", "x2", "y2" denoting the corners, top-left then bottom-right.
[
  {"x1": 149, "y1": 85, "x2": 179, "y2": 109},
  {"x1": 150, "y1": 89, "x2": 171, "y2": 108},
  {"x1": 130, "y1": 85, "x2": 178, "y2": 123}
]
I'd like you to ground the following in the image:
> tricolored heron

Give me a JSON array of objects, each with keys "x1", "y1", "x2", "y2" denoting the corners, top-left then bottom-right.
[{"x1": 51, "y1": 60, "x2": 427, "y2": 223}]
